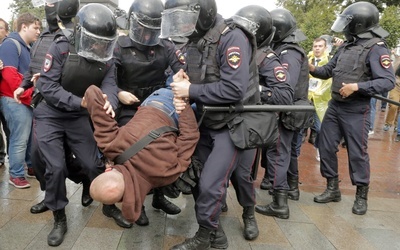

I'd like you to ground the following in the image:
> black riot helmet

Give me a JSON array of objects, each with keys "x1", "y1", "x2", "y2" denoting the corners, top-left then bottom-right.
[
  {"x1": 32, "y1": 0, "x2": 62, "y2": 32},
  {"x1": 270, "y1": 8, "x2": 306, "y2": 44},
  {"x1": 127, "y1": 0, "x2": 164, "y2": 46},
  {"x1": 74, "y1": 3, "x2": 118, "y2": 62},
  {"x1": 160, "y1": 0, "x2": 217, "y2": 39},
  {"x1": 232, "y1": 5, "x2": 275, "y2": 48},
  {"x1": 331, "y1": 1, "x2": 388, "y2": 39},
  {"x1": 57, "y1": 0, "x2": 80, "y2": 22}
]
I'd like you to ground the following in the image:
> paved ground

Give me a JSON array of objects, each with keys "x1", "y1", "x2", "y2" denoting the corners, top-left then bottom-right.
[{"x1": 0, "y1": 106, "x2": 399, "y2": 250}]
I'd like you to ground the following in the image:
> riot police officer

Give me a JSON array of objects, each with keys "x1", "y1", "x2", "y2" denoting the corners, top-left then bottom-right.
[
  {"x1": 164, "y1": 0, "x2": 260, "y2": 248},
  {"x1": 112, "y1": 0, "x2": 186, "y2": 227},
  {"x1": 232, "y1": 6, "x2": 294, "y2": 194},
  {"x1": 34, "y1": 3, "x2": 119, "y2": 246},
  {"x1": 255, "y1": 8, "x2": 310, "y2": 219},
  {"x1": 310, "y1": 1, "x2": 395, "y2": 215},
  {"x1": 14, "y1": 0, "x2": 94, "y2": 215}
]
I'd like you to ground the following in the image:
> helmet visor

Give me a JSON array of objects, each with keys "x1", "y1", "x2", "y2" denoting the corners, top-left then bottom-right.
[
  {"x1": 231, "y1": 15, "x2": 259, "y2": 36},
  {"x1": 331, "y1": 14, "x2": 353, "y2": 33},
  {"x1": 160, "y1": 6, "x2": 200, "y2": 39},
  {"x1": 129, "y1": 13, "x2": 161, "y2": 46},
  {"x1": 32, "y1": 0, "x2": 61, "y2": 7},
  {"x1": 77, "y1": 27, "x2": 118, "y2": 62}
]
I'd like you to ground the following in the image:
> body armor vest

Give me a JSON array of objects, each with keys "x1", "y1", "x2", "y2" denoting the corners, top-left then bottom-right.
[
  {"x1": 30, "y1": 31, "x2": 57, "y2": 73},
  {"x1": 61, "y1": 44, "x2": 106, "y2": 97},
  {"x1": 274, "y1": 43, "x2": 309, "y2": 101},
  {"x1": 186, "y1": 17, "x2": 260, "y2": 129},
  {"x1": 117, "y1": 37, "x2": 168, "y2": 101},
  {"x1": 331, "y1": 38, "x2": 382, "y2": 102}
]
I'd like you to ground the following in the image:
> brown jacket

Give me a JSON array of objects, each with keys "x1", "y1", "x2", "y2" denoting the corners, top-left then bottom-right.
[{"x1": 85, "y1": 85, "x2": 199, "y2": 223}]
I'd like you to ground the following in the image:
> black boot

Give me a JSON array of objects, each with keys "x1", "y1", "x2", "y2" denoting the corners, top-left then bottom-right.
[
  {"x1": 352, "y1": 186, "x2": 369, "y2": 215},
  {"x1": 171, "y1": 225, "x2": 212, "y2": 250},
  {"x1": 221, "y1": 202, "x2": 228, "y2": 212},
  {"x1": 255, "y1": 190, "x2": 289, "y2": 219},
  {"x1": 102, "y1": 204, "x2": 133, "y2": 228},
  {"x1": 314, "y1": 177, "x2": 341, "y2": 203},
  {"x1": 81, "y1": 178, "x2": 93, "y2": 207},
  {"x1": 260, "y1": 169, "x2": 272, "y2": 190},
  {"x1": 242, "y1": 206, "x2": 259, "y2": 240},
  {"x1": 47, "y1": 208, "x2": 67, "y2": 246},
  {"x1": 135, "y1": 205, "x2": 149, "y2": 226},
  {"x1": 30, "y1": 199, "x2": 49, "y2": 214},
  {"x1": 152, "y1": 188, "x2": 181, "y2": 215},
  {"x1": 210, "y1": 224, "x2": 228, "y2": 249},
  {"x1": 287, "y1": 176, "x2": 300, "y2": 201}
]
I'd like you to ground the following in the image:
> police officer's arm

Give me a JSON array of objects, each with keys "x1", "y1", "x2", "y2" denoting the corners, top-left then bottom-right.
[
  {"x1": 310, "y1": 49, "x2": 339, "y2": 79},
  {"x1": 356, "y1": 44, "x2": 395, "y2": 96},
  {"x1": 36, "y1": 39, "x2": 83, "y2": 111},
  {"x1": 99, "y1": 60, "x2": 119, "y2": 110},
  {"x1": 188, "y1": 29, "x2": 252, "y2": 104},
  {"x1": 259, "y1": 55, "x2": 294, "y2": 105},
  {"x1": 163, "y1": 39, "x2": 186, "y2": 73}
]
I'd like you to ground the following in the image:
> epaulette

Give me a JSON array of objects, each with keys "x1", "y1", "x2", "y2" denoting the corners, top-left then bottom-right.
[
  {"x1": 54, "y1": 36, "x2": 68, "y2": 43},
  {"x1": 376, "y1": 41, "x2": 385, "y2": 46},
  {"x1": 280, "y1": 50, "x2": 288, "y2": 55},
  {"x1": 266, "y1": 52, "x2": 276, "y2": 59}
]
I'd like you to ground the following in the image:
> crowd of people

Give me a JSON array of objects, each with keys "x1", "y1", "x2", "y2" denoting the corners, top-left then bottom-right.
[{"x1": 0, "y1": 0, "x2": 397, "y2": 249}]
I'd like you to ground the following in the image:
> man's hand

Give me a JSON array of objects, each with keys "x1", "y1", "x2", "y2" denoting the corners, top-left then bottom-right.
[
  {"x1": 309, "y1": 63, "x2": 316, "y2": 72},
  {"x1": 31, "y1": 73, "x2": 40, "y2": 87},
  {"x1": 118, "y1": 91, "x2": 140, "y2": 105},
  {"x1": 103, "y1": 94, "x2": 115, "y2": 118},
  {"x1": 171, "y1": 73, "x2": 191, "y2": 98},
  {"x1": 81, "y1": 97, "x2": 87, "y2": 108},
  {"x1": 173, "y1": 69, "x2": 189, "y2": 82},
  {"x1": 339, "y1": 83, "x2": 358, "y2": 98},
  {"x1": 14, "y1": 87, "x2": 25, "y2": 104},
  {"x1": 333, "y1": 37, "x2": 344, "y2": 47},
  {"x1": 173, "y1": 97, "x2": 188, "y2": 114}
]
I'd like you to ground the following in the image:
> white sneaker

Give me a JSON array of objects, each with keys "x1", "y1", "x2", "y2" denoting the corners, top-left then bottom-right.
[{"x1": 316, "y1": 149, "x2": 320, "y2": 161}]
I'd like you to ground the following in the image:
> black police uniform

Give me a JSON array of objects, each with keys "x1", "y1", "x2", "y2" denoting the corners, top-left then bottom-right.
[
  {"x1": 20, "y1": 29, "x2": 89, "y2": 191},
  {"x1": 266, "y1": 43, "x2": 309, "y2": 190},
  {"x1": 257, "y1": 47, "x2": 294, "y2": 173},
  {"x1": 35, "y1": 35, "x2": 118, "y2": 211},
  {"x1": 113, "y1": 36, "x2": 186, "y2": 126},
  {"x1": 186, "y1": 15, "x2": 259, "y2": 229},
  {"x1": 312, "y1": 38, "x2": 395, "y2": 185}
]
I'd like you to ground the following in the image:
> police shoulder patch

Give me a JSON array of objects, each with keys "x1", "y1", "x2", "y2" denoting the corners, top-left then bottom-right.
[
  {"x1": 274, "y1": 66, "x2": 287, "y2": 82},
  {"x1": 226, "y1": 46, "x2": 241, "y2": 69},
  {"x1": 43, "y1": 54, "x2": 53, "y2": 72},
  {"x1": 282, "y1": 63, "x2": 289, "y2": 70},
  {"x1": 380, "y1": 55, "x2": 391, "y2": 69},
  {"x1": 175, "y1": 49, "x2": 186, "y2": 64}
]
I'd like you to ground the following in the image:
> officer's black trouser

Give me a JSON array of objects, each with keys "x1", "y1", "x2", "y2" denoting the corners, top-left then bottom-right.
[
  {"x1": 34, "y1": 103, "x2": 104, "y2": 211},
  {"x1": 317, "y1": 99, "x2": 370, "y2": 185},
  {"x1": 266, "y1": 122, "x2": 299, "y2": 190},
  {"x1": 193, "y1": 127, "x2": 256, "y2": 229}
]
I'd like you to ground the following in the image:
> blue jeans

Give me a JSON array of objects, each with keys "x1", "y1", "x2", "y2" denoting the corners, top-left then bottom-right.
[
  {"x1": 370, "y1": 98, "x2": 377, "y2": 130},
  {"x1": 0, "y1": 97, "x2": 32, "y2": 178}
]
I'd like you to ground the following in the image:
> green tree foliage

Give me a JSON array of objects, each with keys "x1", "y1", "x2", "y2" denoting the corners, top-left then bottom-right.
[
  {"x1": 276, "y1": 0, "x2": 400, "y2": 50},
  {"x1": 276, "y1": 0, "x2": 341, "y2": 52},
  {"x1": 380, "y1": 5, "x2": 400, "y2": 48},
  {"x1": 9, "y1": 0, "x2": 45, "y2": 31}
]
